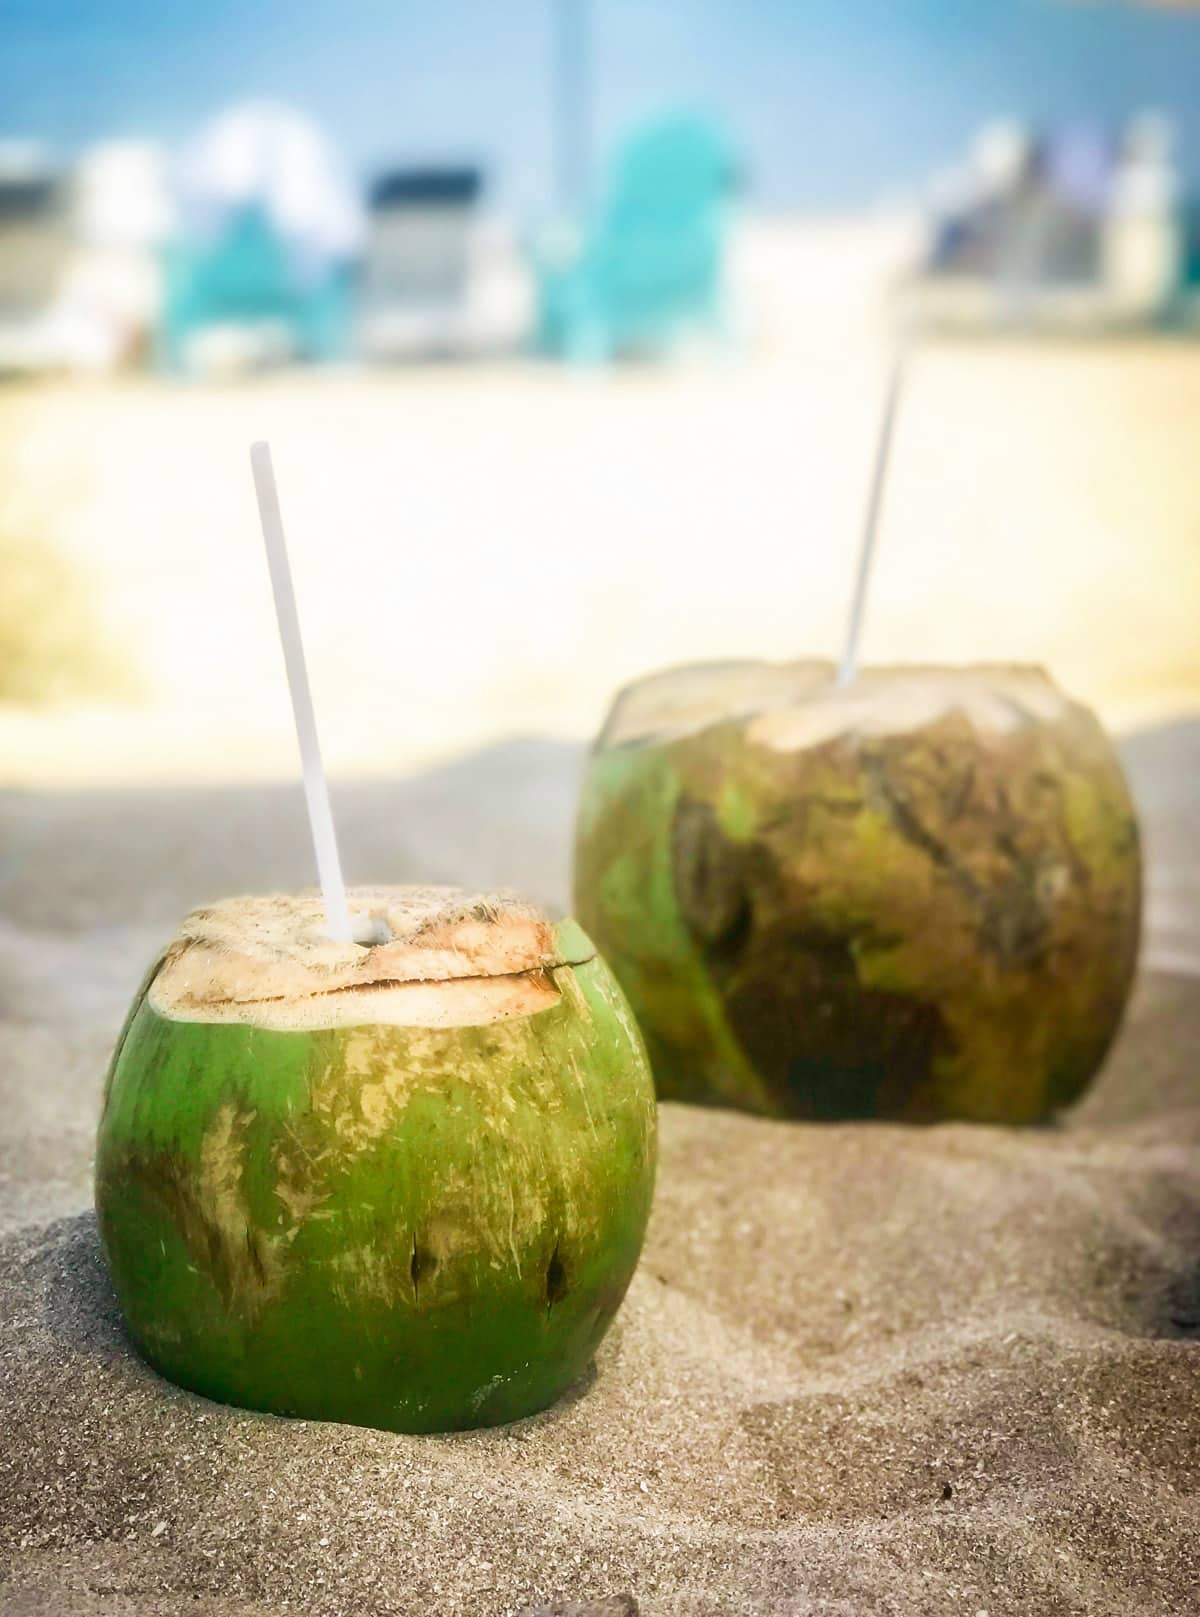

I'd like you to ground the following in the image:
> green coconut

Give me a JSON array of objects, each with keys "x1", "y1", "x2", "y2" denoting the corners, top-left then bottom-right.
[
  {"x1": 574, "y1": 660, "x2": 1142, "y2": 1124},
  {"x1": 95, "y1": 886, "x2": 656, "y2": 1434}
]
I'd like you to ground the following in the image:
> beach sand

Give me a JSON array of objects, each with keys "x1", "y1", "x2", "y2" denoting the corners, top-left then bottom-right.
[
  {"x1": 1, "y1": 724, "x2": 1198, "y2": 1616},
  {"x1": 3, "y1": 324, "x2": 1200, "y2": 790}
]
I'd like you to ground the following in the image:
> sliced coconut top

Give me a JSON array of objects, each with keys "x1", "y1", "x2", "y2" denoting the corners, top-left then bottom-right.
[
  {"x1": 148, "y1": 886, "x2": 594, "y2": 1031},
  {"x1": 597, "y1": 659, "x2": 1077, "y2": 754}
]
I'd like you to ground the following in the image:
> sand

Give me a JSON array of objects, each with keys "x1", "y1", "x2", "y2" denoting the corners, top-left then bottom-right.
[
  {"x1": 4, "y1": 321, "x2": 1200, "y2": 791},
  {"x1": 2, "y1": 727, "x2": 1199, "y2": 1616}
]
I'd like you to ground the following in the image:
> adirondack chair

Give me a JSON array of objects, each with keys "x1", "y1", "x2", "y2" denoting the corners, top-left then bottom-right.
[
  {"x1": 357, "y1": 167, "x2": 483, "y2": 359},
  {"x1": 0, "y1": 158, "x2": 73, "y2": 373},
  {"x1": 1182, "y1": 199, "x2": 1200, "y2": 299},
  {"x1": 161, "y1": 104, "x2": 362, "y2": 374},
  {"x1": 161, "y1": 204, "x2": 351, "y2": 374},
  {"x1": 533, "y1": 114, "x2": 735, "y2": 362}
]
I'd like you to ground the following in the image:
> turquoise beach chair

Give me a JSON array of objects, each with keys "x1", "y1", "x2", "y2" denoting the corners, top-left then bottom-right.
[
  {"x1": 534, "y1": 114, "x2": 735, "y2": 362},
  {"x1": 160, "y1": 205, "x2": 351, "y2": 374}
]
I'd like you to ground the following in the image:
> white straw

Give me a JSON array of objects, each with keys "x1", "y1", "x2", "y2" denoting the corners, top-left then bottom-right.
[
  {"x1": 836, "y1": 341, "x2": 909, "y2": 689},
  {"x1": 250, "y1": 441, "x2": 353, "y2": 944}
]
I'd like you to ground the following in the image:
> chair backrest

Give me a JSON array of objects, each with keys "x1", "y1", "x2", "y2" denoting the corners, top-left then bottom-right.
[
  {"x1": 170, "y1": 205, "x2": 298, "y2": 324},
  {"x1": 605, "y1": 116, "x2": 733, "y2": 224},
  {"x1": 585, "y1": 114, "x2": 734, "y2": 323},
  {"x1": 361, "y1": 168, "x2": 482, "y2": 306},
  {"x1": 163, "y1": 203, "x2": 353, "y2": 368},
  {"x1": 0, "y1": 173, "x2": 71, "y2": 317}
]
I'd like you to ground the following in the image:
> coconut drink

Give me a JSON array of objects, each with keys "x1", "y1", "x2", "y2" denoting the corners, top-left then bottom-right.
[
  {"x1": 96, "y1": 886, "x2": 657, "y2": 1433},
  {"x1": 573, "y1": 660, "x2": 1141, "y2": 1124}
]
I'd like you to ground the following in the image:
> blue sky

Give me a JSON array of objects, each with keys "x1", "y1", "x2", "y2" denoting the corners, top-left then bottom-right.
[{"x1": 3, "y1": 0, "x2": 1199, "y2": 207}]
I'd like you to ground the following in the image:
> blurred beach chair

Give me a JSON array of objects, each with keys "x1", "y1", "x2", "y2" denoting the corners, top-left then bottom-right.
[
  {"x1": 1102, "y1": 114, "x2": 1182, "y2": 325},
  {"x1": 357, "y1": 167, "x2": 485, "y2": 360},
  {"x1": 1180, "y1": 199, "x2": 1200, "y2": 323},
  {"x1": 916, "y1": 116, "x2": 1187, "y2": 332},
  {"x1": 161, "y1": 204, "x2": 351, "y2": 374},
  {"x1": 0, "y1": 148, "x2": 73, "y2": 373},
  {"x1": 161, "y1": 101, "x2": 362, "y2": 376},
  {"x1": 62, "y1": 140, "x2": 171, "y2": 370},
  {"x1": 532, "y1": 114, "x2": 735, "y2": 363},
  {"x1": 927, "y1": 128, "x2": 1110, "y2": 291}
]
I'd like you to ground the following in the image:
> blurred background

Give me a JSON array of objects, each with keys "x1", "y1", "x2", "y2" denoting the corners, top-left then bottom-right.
[{"x1": 2, "y1": 0, "x2": 1200, "y2": 790}]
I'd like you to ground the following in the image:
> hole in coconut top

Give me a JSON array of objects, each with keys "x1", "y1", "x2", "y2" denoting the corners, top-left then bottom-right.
[
  {"x1": 305, "y1": 910, "x2": 394, "y2": 948},
  {"x1": 348, "y1": 912, "x2": 393, "y2": 947}
]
